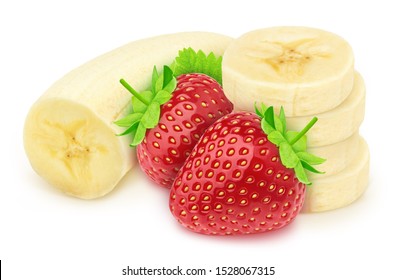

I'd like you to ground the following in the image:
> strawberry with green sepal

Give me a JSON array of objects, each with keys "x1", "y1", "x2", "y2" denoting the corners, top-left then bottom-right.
[
  {"x1": 257, "y1": 104, "x2": 325, "y2": 184},
  {"x1": 169, "y1": 106, "x2": 324, "y2": 235},
  {"x1": 115, "y1": 50, "x2": 233, "y2": 187}
]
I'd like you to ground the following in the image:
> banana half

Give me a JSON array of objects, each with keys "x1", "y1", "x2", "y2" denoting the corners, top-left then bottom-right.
[
  {"x1": 288, "y1": 72, "x2": 365, "y2": 146},
  {"x1": 24, "y1": 99, "x2": 132, "y2": 199},
  {"x1": 222, "y1": 26, "x2": 354, "y2": 116},
  {"x1": 303, "y1": 137, "x2": 370, "y2": 213}
]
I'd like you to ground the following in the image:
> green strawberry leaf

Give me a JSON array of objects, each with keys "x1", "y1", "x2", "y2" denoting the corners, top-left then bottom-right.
[
  {"x1": 162, "y1": 65, "x2": 173, "y2": 87},
  {"x1": 196, "y1": 50, "x2": 206, "y2": 74},
  {"x1": 153, "y1": 66, "x2": 177, "y2": 94},
  {"x1": 132, "y1": 91, "x2": 153, "y2": 113},
  {"x1": 264, "y1": 106, "x2": 275, "y2": 129},
  {"x1": 297, "y1": 151, "x2": 326, "y2": 165},
  {"x1": 267, "y1": 131, "x2": 286, "y2": 146},
  {"x1": 151, "y1": 66, "x2": 159, "y2": 93},
  {"x1": 279, "y1": 142, "x2": 300, "y2": 168},
  {"x1": 172, "y1": 48, "x2": 223, "y2": 84},
  {"x1": 261, "y1": 106, "x2": 277, "y2": 135},
  {"x1": 155, "y1": 74, "x2": 164, "y2": 94},
  {"x1": 258, "y1": 104, "x2": 286, "y2": 134},
  {"x1": 260, "y1": 103, "x2": 269, "y2": 114},
  {"x1": 279, "y1": 107, "x2": 286, "y2": 134},
  {"x1": 286, "y1": 131, "x2": 307, "y2": 152},
  {"x1": 261, "y1": 118, "x2": 275, "y2": 135},
  {"x1": 114, "y1": 113, "x2": 143, "y2": 127},
  {"x1": 294, "y1": 161, "x2": 311, "y2": 185},
  {"x1": 301, "y1": 161, "x2": 325, "y2": 174},
  {"x1": 115, "y1": 66, "x2": 174, "y2": 146},
  {"x1": 141, "y1": 102, "x2": 160, "y2": 129},
  {"x1": 117, "y1": 122, "x2": 138, "y2": 136},
  {"x1": 163, "y1": 78, "x2": 176, "y2": 94},
  {"x1": 255, "y1": 103, "x2": 269, "y2": 118},
  {"x1": 153, "y1": 90, "x2": 172, "y2": 105},
  {"x1": 274, "y1": 115, "x2": 284, "y2": 134},
  {"x1": 256, "y1": 104, "x2": 325, "y2": 185},
  {"x1": 131, "y1": 122, "x2": 146, "y2": 146},
  {"x1": 254, "y1": 103, "x2": 263, "y2": 117}
]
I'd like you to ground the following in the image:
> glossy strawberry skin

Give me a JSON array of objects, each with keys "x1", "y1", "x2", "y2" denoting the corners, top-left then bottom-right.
[
  {"x1": 137, "y1": 74, "x2": 233, "y2": 187},
  {"x1": 169, "y1": 112, "x2": 306, "y2": 235}
]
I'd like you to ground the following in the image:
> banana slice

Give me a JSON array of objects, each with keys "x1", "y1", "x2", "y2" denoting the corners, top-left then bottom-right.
[
  {"x1": 288, "y1": 72, "x2": 365, "y2": 146},
  {"x1": 24, "y1": 32, "x2": 233, "y2": 199},
  {"x1": 308, "y1": 132, "x2": 360, "y2": 178},
  {"x1": 222, "y1": 26, "x2": 354, "y2": 116},
  {"x1": 303, "y1": 137, "x2": 369, "y2": 213}
]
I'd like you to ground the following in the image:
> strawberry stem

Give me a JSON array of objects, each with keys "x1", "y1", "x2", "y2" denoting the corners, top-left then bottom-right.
[
  {"x1": 289, "y1": 117, "x2": 318, "y2": 145},
  {"x1": 120, "y1": 79, "x2": 149, "y2": 106}
]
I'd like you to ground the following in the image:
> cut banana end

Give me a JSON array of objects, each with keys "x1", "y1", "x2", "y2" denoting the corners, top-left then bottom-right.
[
  {"x1": 308, "y1": 132, "x2": 360, "y2": 178},
  {"x1": 303, "y1": 137, "x2": 369, "y2": 213},
  {"x1": 222, "y1": 26, "x2": 354, "y2": 116},
  {"x1": 24, "y1": 99, "x2": 133, "y2": 199},
  {"x1": 288, "y1": 72, "x2": 365, "y2": 146}
]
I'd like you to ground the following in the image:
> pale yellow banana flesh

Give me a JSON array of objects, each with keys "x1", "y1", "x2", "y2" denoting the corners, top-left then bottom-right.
[
  {"x1": 222, "y1": 26, "x2": 355, "y2": 116},
  {"x1": 287, "y1": 72, "x2": 365, "y2": 146},
  {"x1": 308, "y1": 132, "x2": 360, "y2": 179},
  {"x1": 24, "y1": 32, "x2": 233, "y2": 199},
  {"x1": 303, "y1": 137, "x2": 369, "y2": 212},
  {"x1": 24, "y1": 99, "x2": 128, "y2": 199}
]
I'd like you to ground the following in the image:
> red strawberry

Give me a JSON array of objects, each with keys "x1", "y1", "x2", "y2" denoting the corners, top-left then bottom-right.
[
  {"x1": 169, "y1": 107, "x2": 324, "y2": 235},
  {"x1": 137, "y1": 73, "x2": 233, "y2": 187},
  {"x1": 116, "y1": 66, "x2": 233, "y2": 187}
]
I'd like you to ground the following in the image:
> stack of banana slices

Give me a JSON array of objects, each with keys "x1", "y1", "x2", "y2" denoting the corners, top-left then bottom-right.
[{"x1": 222, "y1": 26, "x2": 369, "y2": 212}]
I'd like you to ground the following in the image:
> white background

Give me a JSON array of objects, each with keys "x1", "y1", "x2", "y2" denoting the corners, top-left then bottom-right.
[{"x1": 1, "y1": 0, "x2": 394, "y2": 279}]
